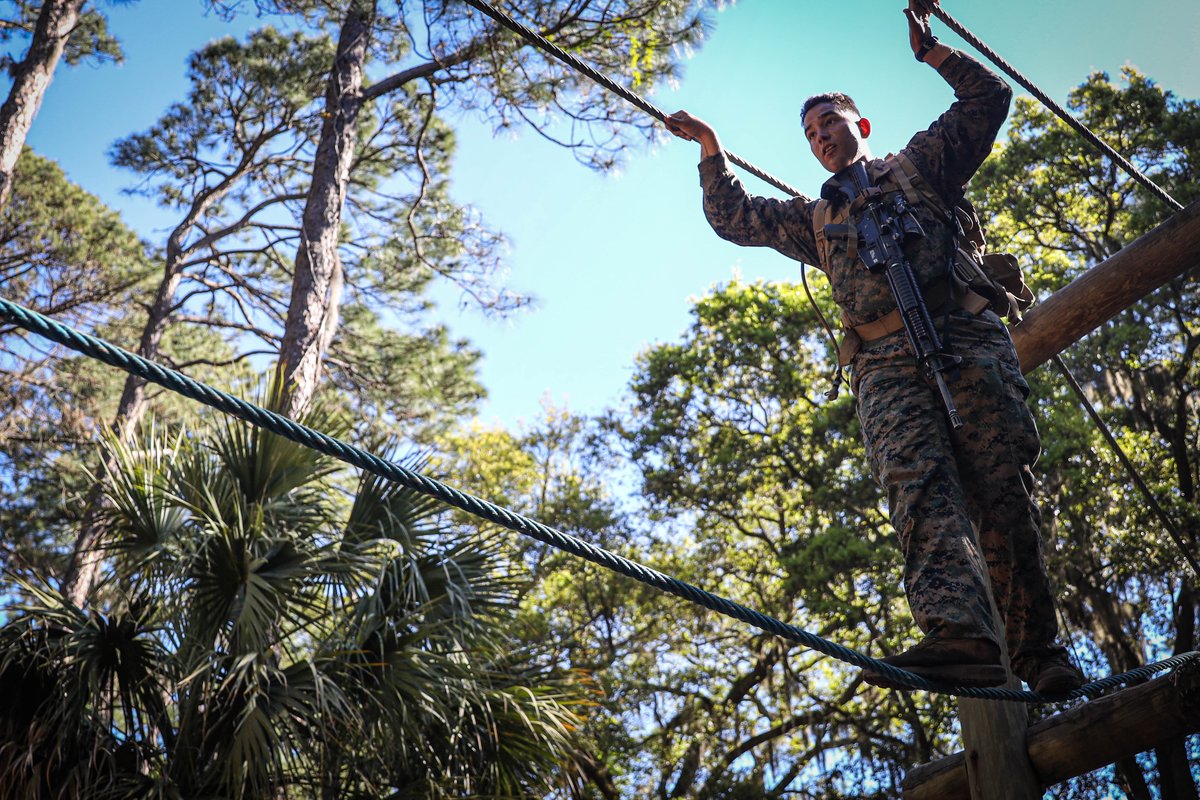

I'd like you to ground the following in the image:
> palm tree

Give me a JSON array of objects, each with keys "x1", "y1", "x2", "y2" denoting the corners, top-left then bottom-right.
[{"x1": 0, "y1": 395, "x2": 587, "y2": 798}]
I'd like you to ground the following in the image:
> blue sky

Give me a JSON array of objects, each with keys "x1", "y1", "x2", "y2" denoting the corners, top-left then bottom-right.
[{"x1": 23, "y1": 0, "x2": 1200, "y2": 431}]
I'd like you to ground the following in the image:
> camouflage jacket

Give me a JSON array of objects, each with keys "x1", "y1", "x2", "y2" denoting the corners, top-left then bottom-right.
[{"x1": 698, "y1": 50, "x2": 1012, "y2": 331}]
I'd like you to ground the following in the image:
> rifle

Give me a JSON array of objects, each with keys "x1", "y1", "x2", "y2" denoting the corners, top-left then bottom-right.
[{"x1": 827, "y1": 161, "x2": 963, "y2": 429}]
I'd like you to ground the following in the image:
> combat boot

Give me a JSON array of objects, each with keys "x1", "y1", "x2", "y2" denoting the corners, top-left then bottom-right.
[
  {"x1": 863, "y1": 636, "x2": 1007, "y2": 689},
  {"x1": 1017, "y1": 652, "x2": 1085, "y2": 695}
]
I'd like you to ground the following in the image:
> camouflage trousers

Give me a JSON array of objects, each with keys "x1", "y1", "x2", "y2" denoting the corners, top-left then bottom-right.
[{"x1": 850, "y1": 310, "x2": 1062, "y2": 669}]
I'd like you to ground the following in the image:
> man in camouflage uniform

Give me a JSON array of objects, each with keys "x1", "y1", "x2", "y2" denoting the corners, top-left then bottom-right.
[{"x1": 664, "y1": 0, "x2": 1083, "y2": 692}]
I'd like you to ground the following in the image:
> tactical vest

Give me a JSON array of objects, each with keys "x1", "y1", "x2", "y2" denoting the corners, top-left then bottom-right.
[{"x1": 811, "y1": 152, "x2": 1033, "y2": 366}]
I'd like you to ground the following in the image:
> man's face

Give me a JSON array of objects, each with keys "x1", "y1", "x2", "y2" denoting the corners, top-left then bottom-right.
[{"x1": 803, "y1": 102, "x2": 870, "y2": 173}]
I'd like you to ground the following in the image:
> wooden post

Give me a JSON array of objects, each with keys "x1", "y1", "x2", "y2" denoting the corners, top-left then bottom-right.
[
  {"x1": 1013, "y1": 198, "x2": 1200, "y2": 374},
  {"x1": 956, "y1": 589, "x2": 1041, "y2": 799},
  {"x1": 958, "y1": 694, "x2": 1038, "y2": 800},
  {"x1": 902, "y1": 660, "x2": 1200, "y2": 799},
  {"x1": 957, "y1": 661, "x2": 1040, "y2": 798}
]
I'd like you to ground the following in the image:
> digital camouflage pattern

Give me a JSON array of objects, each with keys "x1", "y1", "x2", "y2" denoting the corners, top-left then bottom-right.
[
  {"x1": 854, "y1": 310, "x2": 1061, "y2": 670},
  {"x1": 697, "y1": 50, "x2": 1067, "y2": 676}
]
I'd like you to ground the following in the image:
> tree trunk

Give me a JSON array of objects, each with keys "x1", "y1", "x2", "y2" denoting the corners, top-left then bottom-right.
[
  {"x1": 58, "y1": 61, "x2": 301, "y2": 603},
  {"x1": 1157, "y1": 582, "x2": 1198, "y2": 800},
  {"x1": 59, "y1": 487, "x2": 106, "y2": 606},
  {"x1": 60, "y1": 253, "x2": 186, "y2": 605},
  {"x1": 112, "y1": 262, "x2": 187, "y2": 438},
  {"x1": 0, "y1": 0, "x2": 87, "y2": 208},
  {"x1": 277, "y1": 0, "x2": 374, "y2": 419}
]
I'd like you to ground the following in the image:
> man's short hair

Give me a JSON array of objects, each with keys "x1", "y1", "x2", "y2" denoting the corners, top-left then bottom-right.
[{"x1": 801, "y1": 92, "x2": 861, "y2": 122}]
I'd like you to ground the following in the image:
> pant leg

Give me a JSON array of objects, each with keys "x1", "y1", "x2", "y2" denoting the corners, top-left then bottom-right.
[
  {"x1": 855, "y1": 358, "x2": 998, "y2": 644},
  {"x1": 947, "y1": 314, "x2": 1062, "y2": 668}
]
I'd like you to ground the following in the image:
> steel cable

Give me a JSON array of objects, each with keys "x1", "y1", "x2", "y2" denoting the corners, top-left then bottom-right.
[
  {"x1": 460, "y1": 0, "x2": 803, "y2": 198},
  {"x1": 1052, "y1": 355, "x2": 1200, "y2": 577},
  {"x1": 1, "y1": 295, "x2": 1194, "y2": 703},
  {"x1": 925, "y1": 3, "x2": 1183, "y2": 212}
]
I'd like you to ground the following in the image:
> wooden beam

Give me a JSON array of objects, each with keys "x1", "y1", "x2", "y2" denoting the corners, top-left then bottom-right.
[
  {"x1": 901, "y1": 660, "x2": 1200, "y2": 799},
  {"x1": 1013, "y1": 198, "x2": 1200, "y2": 374}
]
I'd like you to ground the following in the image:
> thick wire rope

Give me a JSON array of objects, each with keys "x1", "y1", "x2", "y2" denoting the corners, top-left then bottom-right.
[
  {"x1": 466, "y1": 0, "x2": 1184, "y2": 217},
  {"x1": 459, "y1": 0, "x2": 804, "y2": 198},
  {"x1": 458, "y1": 0, "x2": 853, "y2": 392},
  {"x1": 0, "y1": 296, "x2": 1195, "y2": 703},
  {"x1": 1052, "y1": 354, "x2": 1200, "y2": 577},
  {"x1": 924, "y1": 2, "x2": 1183, "y2": 213}
]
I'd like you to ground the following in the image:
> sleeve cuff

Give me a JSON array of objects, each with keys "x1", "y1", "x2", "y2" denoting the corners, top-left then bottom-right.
[
  {"x1": 698, "y1": 151, "x2": 732, "y2": 187},
  {"x1": 935, "y1": 49, "x2": 964, "y2": 78}
]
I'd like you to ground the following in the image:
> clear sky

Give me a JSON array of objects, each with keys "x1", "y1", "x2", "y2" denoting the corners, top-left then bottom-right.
[{"x1": 22, "y1": 0, "x2": 1200, "y2": 431}]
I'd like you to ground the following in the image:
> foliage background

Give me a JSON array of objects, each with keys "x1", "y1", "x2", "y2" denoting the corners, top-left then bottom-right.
[{"x1": 0, "y1": 0, "x2": 1197, "y2": 797}]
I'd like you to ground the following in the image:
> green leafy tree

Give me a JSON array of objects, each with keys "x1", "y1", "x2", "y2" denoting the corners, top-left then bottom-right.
[
  {"x1": 64, "y1": 0, "x2": 712, "y2": 602},
  {"x1": 0, "y1": 147, "x2": 149, "y2": 446},
  {"x1": 103, "y1": 26, "x2": 485, "y2": 437},
  {"x1": 57, "y1": 28, "x2": 344, "y2": 603},
  {"x1": 0, "y1": 394, "x2": 587, "y2": 798},
  {"x1": 103, "y1": 28, "x2": 335, "y2": 440},
  {"x1": 63, "y1": 25, "x2": 487, "y2": 603},
  {"x1": 436, "y1": 292, "x2": 959, "y2": 796},
  {"x1": 433, "y1": 407, "x2": 645, "y2": 797},
  {"x1": 0, "y1": 147, "x2": 150, "y2": 580}
]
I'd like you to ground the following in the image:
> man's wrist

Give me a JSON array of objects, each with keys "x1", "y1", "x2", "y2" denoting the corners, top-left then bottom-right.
[
  {"x1": 914, "y1": 34, "x2": 938, "y2": 62},
  {"x1": 698, "y1": 132, "x2": 722, "y2": 160},
  {"x1": 920, "y1": 41, "x2": 952, "y2": 69}
]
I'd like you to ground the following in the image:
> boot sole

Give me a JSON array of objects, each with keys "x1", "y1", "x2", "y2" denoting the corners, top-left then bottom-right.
[
  {"x1": 863, "y1": 662, "x2": 1007, "y2": 690},
  {"x1": 1034, "y1": 675, "x2": 1085, "y2": 694}
]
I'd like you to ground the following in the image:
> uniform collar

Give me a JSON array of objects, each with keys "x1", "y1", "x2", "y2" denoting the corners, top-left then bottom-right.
[
  {"x1": 820, "y1": 176, "x2": 846, "y2": 206},
  {"x1": 821, "y1": 158, "x2": 885, "y2": 208}
]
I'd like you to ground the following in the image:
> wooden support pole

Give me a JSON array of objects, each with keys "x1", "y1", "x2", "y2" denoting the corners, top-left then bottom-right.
[
  {"x1": 901, "y1": 660, "x2": 1200, "y2": 799},
  {"x1": 958, "y1": 681, "x2": 1040, "y2": 800},
  {"x1": 1013, "y1": 197, "x2": 1200, "y2": 374},
  {"x1": 957, "y1": 601, "x2": 1040, "y2": 800}
]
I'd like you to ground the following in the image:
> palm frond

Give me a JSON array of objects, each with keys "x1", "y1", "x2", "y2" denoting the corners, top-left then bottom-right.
[
  {"x1": 95, "y1": 421, "x2": 190, "y2": 571},
  {"x1": 2, "y1": 386, "x2": 591, "y2": 797},
  {"x1": 0, "y1": 575, "x2": 173, "y2": 797}
]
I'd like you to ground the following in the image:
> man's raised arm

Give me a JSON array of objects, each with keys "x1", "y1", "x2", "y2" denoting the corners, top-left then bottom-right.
[
  {"x1": 902, "y1": 0, "x2": 1012, "y2": 200},
  {"x1": 663, "y1": 109, "x2": 818, "y2": 265}
]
